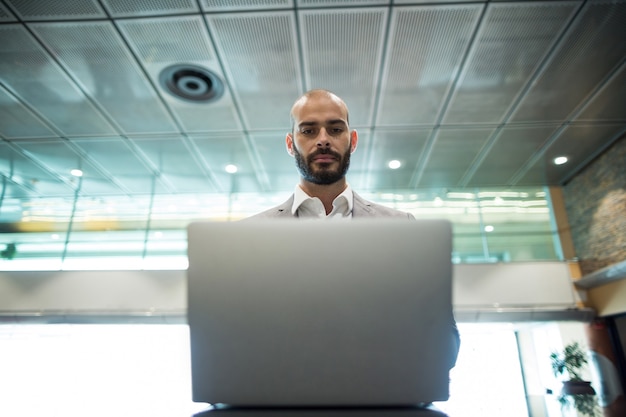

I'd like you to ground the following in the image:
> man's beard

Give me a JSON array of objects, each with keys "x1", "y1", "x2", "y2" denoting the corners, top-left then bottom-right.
[{"x1": 293, "y1": 146, "x2": 351, "y2": 185}]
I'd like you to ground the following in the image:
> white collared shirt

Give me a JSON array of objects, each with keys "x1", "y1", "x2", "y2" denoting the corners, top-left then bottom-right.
[{"x1": 291, "y1": 184, "x2": 354, "y2": 219}]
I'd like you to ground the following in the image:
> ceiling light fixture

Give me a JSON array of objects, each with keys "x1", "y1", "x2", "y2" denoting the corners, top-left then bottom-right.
[
  {"x1": 70, "y1": 169, "x2": 83, "y2": 177},
  {"x1": 388, "y1": 160, "x2": 401, "y2": 169},
  {"x1": 225, "y1": 164, "x2": 238, "y2": 174},
  {"x1": 159, "y1": 64, "x2": 224, "y2": 103},
  {"x1": 553, "y1": 156, "x2": 568, "y2": 165},
  {"x1": 484, "y1": 225, "x2": 494, "y2": 232}
]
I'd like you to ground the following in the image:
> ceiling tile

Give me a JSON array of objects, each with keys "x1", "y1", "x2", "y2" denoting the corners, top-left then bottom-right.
[
  {"x1": 0, "y1": 2, "x2": 16, "y2": 21},
  {"x1": 443, "y1": 1, "x2": 578, "y2": 124},
  {"x1": 13, "y1": 140, "x2": 126, "y2": 195},
  {"x1": 576, "y1": 62, "x2": 626, "y2": 122},
  {"x1": 298, "y1": 0, "x2": 389, "y2": 8},
  {"x1": 0, "y1": 85, "x2": 57, "y2": 138},
  {"x1": 71, "y1": 138, "x2": 169, "y2": 194},
  {"x1": 377, "y1": 4, "x2": 482, "y2": 126},
  {"x1": 466, "y1": 125, "x2": 560, "y2": 187},
  {"x1": 207, "y1": 11, "x2": 301, "y2": 130},
  {"x1": 417, "y1": 127, "x2": 495, "y2": 187},
  {"x1": 0, "y1": 25, "x2": 117, "y2": 136},
  {"x1": 514, "y1": 124, "x2": 625, "y2": 185},
  {"x1": 201, "y1": 0, "x2": 293, "y2": 12},
  {"x1": 0, "y1": 142, "x2": 74, "y2": 196},
  {"x1": 367, "y1": 129, "x2": 431, "y2": 189},
  {"x1": 250, "y1": 131, "x2": 297, "y2": 192},
  {"x1": 117, "y1": 16, "x2": 241, "y2": 132},
  {"x1": 30, "y1": 21, "x2": 179, "y2": 134},
  {"x1": 300, "y1": 7, "x2": 387, "y2": 126},
  {"x1": 4, "y1": 0, "x2": 106, "y2": 20},
  {"x1": 101, "y1": 0, "x2": 199, "y2": 17},
  {"x1": 511, "y1": 0, "x2": 626, "y2": 123},
  {"x1": 130, "y1": 136, "x2": 220, "y2": 193}
]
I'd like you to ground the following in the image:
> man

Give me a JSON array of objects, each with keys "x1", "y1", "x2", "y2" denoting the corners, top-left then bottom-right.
[
  {"x1": 250, "y1": 89, "x2": 414, "y2": 219},
  {"x1": 250, "y1": 89, "x2": 459, "y2": 371}
]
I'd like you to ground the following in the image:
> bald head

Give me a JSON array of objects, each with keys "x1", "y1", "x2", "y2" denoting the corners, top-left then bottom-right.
[{"x1": 290, "y1": 89, "x2": 350, "y2": 133}]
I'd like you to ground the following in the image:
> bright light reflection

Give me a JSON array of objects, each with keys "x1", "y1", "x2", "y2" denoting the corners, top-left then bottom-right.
[
  {"x1": 388, "y1": 160, "x2": 401, "y2": 169},
  {"x1": 70, "y1": 169, "x2": 83, "y2": 177}
]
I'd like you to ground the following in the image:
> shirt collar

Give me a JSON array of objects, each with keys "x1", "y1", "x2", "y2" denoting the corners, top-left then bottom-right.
[{"x1": 291, "y1": 184, "x2": 354, "y2": 217}]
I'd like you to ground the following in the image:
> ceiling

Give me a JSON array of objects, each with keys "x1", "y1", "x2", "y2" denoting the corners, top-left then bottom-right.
[{"x1": 0, "y1": 0, "x2": 625, "y2": 202}]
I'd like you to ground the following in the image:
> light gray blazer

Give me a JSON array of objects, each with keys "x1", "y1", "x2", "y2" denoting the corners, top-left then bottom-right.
[{"x1": 248, "y1": 191, "x2": 416, "y2": 219}]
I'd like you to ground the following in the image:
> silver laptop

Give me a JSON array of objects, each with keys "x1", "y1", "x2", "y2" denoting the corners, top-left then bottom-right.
[{"x1": 187, "y1": 219, "x2": 454, "y2": 407}]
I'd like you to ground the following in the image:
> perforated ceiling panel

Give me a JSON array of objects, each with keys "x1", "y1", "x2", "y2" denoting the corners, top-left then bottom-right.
[
  {"x1": 207, "y1": 11, "x2": 301, "y2": 130},
  {"x1": 377, "y1": 5, "x2": 482, "y2": 126},
  {"x1": 300, "y1": 8, "x2": 386, "y2": 126},
  {"x1": 117, "y1": 16, "x2": 240, "y2": 132},
  {"x1": 101, "y1": 0, "x2": 199, "y2": 17},
  {"x1": 0, "y1": 2, "x2": 15, "y2": 21},
  {"x1": 0, "y1": 25, "x2": 116, "y2": 137},
  {"x1": 4, "y1": 0, "x2": 105, "y2": 20},
  {"x1": 443, "y1": 1, "x2": 579, "y2": 124},
  {"x1": 512, "y1": 0, "x2": 626, "y2": 122},
  {"x1": 201, "y1": 0, "x2": 292, "y2": 12},
  {"x1": 30, "y1": 21, "x2": 178, "y2": 135}
]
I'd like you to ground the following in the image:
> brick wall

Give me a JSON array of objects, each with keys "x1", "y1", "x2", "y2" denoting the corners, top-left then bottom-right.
[{"x1": 563, "y1": 135, "x2": 626, "y2": 275}]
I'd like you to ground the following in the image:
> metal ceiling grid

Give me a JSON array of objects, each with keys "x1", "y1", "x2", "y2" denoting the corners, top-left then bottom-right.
[{"x1": 0, "y1": 0, "x2": 624, "y2": 204}]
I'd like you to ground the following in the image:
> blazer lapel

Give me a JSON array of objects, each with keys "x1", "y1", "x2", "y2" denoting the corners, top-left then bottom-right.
[{"x1": 352, "y1": 192, "x2": 375, "y2": 217}]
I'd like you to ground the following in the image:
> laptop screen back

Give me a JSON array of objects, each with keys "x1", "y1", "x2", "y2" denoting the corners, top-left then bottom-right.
[{"x1": 187, "y1": 219, "x2": 454, "y2": 407}]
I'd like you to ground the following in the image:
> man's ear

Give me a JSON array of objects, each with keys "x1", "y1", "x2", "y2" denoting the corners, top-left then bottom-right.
[
  {"x1": 350, "y1": 129, "x2": 358, "y2": 153},
  {"x1": 286, "y1": 133, "x2": 295, "y2": 157}
]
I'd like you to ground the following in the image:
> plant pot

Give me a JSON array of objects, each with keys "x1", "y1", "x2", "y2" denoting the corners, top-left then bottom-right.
[{"x1": 562, "y1": 380, "x2": 596, "y2": 396}]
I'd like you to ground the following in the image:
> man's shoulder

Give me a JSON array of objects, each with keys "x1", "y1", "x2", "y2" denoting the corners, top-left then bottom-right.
[
  {"x1": 245, "y1": 195, "x2": 294, "y2": 220},
  {"x1": 353, "y1": 193, "x2": 415, "y2": 219}
]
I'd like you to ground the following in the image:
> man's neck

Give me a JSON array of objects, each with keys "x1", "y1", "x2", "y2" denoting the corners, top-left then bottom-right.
[{"x1": 299, "y1": 179, "x2": 347, "y2": 215}]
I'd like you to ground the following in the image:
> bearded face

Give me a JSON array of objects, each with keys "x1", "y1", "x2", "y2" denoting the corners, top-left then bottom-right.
[{"x1": 292, "y1": 144, "x2": 351, "y2": 185}]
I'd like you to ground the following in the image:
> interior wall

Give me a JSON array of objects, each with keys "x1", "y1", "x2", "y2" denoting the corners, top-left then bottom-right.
[{"x1": 562, "y1": 135, "x2": 626, "y2": 276}]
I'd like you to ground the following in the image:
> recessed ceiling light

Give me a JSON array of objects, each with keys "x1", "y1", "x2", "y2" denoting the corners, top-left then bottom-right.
[
  {"x1": 70, "y1": 169, "x2": 83, "y2": 177},
  {"x1": 388, "y1": 160, "x2": 401, "y2": 169},
  {"x1": 225, "y1": 164, "x2": 238, "y2": 174},
  {"x1": 553, "y1": 156, "x2": 568, "y2": 165},
  {"x1": 484, "y1": 225, "x2": 494, "y2": 232}
]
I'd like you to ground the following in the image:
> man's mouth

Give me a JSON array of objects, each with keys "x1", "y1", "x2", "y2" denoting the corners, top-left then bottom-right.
[{"x1": 313, "y1": 155, "x2": 336, "y2": 163}]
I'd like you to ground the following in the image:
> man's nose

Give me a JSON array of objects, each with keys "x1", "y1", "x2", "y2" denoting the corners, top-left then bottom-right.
[{"x1": 316, "y1": 128, "x2": 331, "y2": 147}]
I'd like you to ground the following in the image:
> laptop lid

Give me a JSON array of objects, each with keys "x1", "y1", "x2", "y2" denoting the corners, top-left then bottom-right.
[{"x1": 187, "y1": 219, "x2": 454, "y2": 407}]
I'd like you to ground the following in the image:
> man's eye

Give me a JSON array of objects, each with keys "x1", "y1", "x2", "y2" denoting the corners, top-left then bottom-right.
[{"x1": 301, "y1": 128, "x2": 315, "y2": 135}]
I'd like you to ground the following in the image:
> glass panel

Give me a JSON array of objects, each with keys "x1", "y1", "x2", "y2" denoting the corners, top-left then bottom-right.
[{"x1": 1, "y1": 186, "x2": 562, "y2": 270}]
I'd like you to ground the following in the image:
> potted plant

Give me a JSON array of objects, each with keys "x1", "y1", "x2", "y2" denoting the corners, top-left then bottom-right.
[{"x1": 550, "y1": 341, "x2": 600, "y2": 416}]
